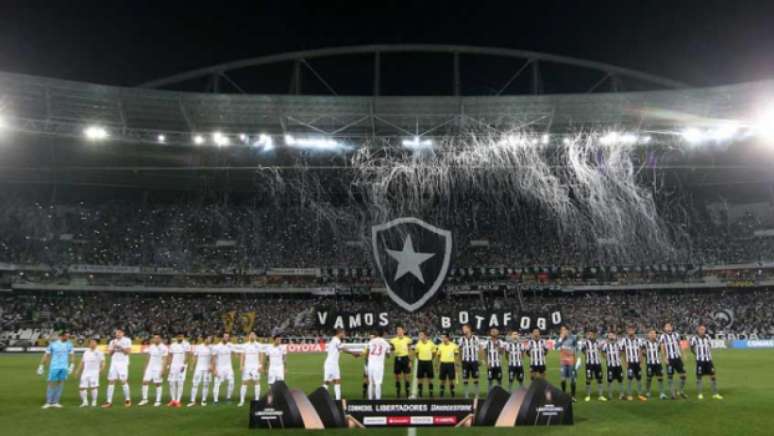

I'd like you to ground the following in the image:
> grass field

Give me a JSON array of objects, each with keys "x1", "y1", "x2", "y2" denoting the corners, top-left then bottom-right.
[{"x1": 1, "y1": 349, "x2": 772, "y2": 436}]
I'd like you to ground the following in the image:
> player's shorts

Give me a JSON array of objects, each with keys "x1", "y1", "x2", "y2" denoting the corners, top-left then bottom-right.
[
  {"x1": 108, "y1": 364, "x2": 129, "y2": 381},
  {"x1": 560, "y1": 364, "x2": 576, "y2": 380},
  {"x1": 462, "y1": 361, "x2": 479, "y2": 379},
  {"x1": 439, "y1": 363, "x2": 456, "y2": 381},
  {"x1": 168, "y1": 365, "x2": 187, "y2": 382},
  {"x1": 626, "y1": 361, "x2": 642, "y2": 380},
  {"x1": 48, "y1": 368, "x2": 69, "y2": 382},
  {"x1": 192, "y1": 369, "x2": 212, "y2": 385},
  {"x1": 80, "y1": 373, "x2": 99, "y2": 389},
  {"x1": 667, "y1": 358, "x2": 686, "y2": 376},
  {"x1": 607, "y1": 365, "x2": 623, "y2": 383},
  {"x1": 417, "y1": 360, "x2": 434, "y2": 379},
  {"x1": 646, "y1": 363, "x2": 663, "y2": 378},
  {"x1": 143, "y1": 367, "x2": 164, "y2": 384},
  {"x1": 696, "y1": 360, "x2": 715, "y2": 377},
  {"x1": 508, "y1": 365, "x2": 524, "y2": 383},
  {"x1": 530, "y1": 364, "x2": 546, "y2": 375},
  {"x1": 393, "y1": 356, "x2": 410, "y2": 375},
  {"x1": 585, "y1": 364, "x2": 603, "y2": 382},
  {"x1": 243, "y1": 366, "x2": 262, "y2": 382},
  {"x1": 215, "y1": 367, "x2": 234, "y2": 382},
  {"x1": 367, "y1": 365, "x2": 385, "y2": 385},
  {"x1": 323, "y1": 363, "x2": 341, "y2": 382},
  {"x1": 268, "y1": 367, "x2": 284, "y2": 384},
  {"x1": 487, "y1": 366, "x2": 503, "y2": 382}
]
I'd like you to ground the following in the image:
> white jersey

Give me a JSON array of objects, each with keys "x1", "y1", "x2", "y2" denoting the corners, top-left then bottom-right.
[
  {"x1": 82, "y1": 349, "x2": 104, "y2": 375},
  {"x1": 109, "y1": 337, "x2": 133, "y2": 367},
  {"x1": 242, "y1": 342, "x2": 264, "y2": 369},
  {"x1": 193, "y1": 344, "x2": 213, "y2": 372},
  {"x1": 325, "y1": 337, "x2": 343, "y2": 366},
  {"x1": 265, "y1": 345, "x2": 286, "y2": 371},
  {"x1": 146, "y1": 344, "x2": 168, "y2": 371},
  {"x1": 212, "y1": 342, "x2": 234, "y2": 369},
  {"x1": 367, "y1": 337, "x2": 391, "y2": 368},
  {"x1": 169, "y1": 341, "x2": 190, "y2": 367}
]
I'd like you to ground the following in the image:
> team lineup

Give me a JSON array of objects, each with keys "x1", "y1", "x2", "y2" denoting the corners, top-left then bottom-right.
[{"x1": 37, "y1": 321, "x2": 722, "y2": 409}]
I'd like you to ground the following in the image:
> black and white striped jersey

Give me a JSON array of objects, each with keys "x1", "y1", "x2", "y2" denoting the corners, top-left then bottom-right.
[
  {"x1": 602, "y1": 340, "x2": 623, "y2": 367},
  {"x1": 659, "y1": 332, "x2": 682, "y2": 359},
  {"x1": 644, "y1": 340, "x2": 661, "y2": 365},
  {"x1": 483, "y1": 338, "x2": 505, "y2": 368},
  {"x1": 527, "y1": 339, "x2": 548, "y2": 366},
  {"x1": 621, "y1": 336, "x2": 644, "y2": 363},
  {"x1": 581, "y1": 339, "x2": 603, "y2": 365},
  {"x1": 458, "y1": 335, "x2": 481, "y2": 362},
  {"x1": 505, "y1": 341, "x2": 524, "y2": 367},
  {"x1": 689, "y1": 335, "x2": 713, "y2": 362}
]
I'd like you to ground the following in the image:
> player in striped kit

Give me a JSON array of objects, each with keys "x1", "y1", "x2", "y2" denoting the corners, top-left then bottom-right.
[
  {"x1": 457, "y1": 324, "x2": 482, "y2": 399},
  {"x1": 644, "y1": 329, "x2": 668, "y2": 400},
  {"x1": 660, "y1": 322, "x2": 688, "y2": 399},
  {"x1": 621, "y1": 325, "x2": 647, "y2": 401},
  {"x1": 690, "y1": 324, "x2": 723, "y2": 400},
  {"x1": 526, "y1": 328, "x2": 548, "y2": 381},
  {"x1": 580, "y1": 330, "x2": 606, "y2": 402},
  {"x1": 483, "y1": 328, "x2": 505, "y2": 392},
  {"x1": 505, "y1": 331, "x2": 525, "y2": 390},
  {"x1": 601, "y1": 332, "x2": 625, "y2": 400},
  {"x1": 188, "y1": 336, "x2": 213, "y2": 407}
]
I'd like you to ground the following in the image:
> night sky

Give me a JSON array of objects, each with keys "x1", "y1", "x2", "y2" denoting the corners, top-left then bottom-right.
[{"x1": 1, "y1": 0, "x2": 774, "y2": 91}]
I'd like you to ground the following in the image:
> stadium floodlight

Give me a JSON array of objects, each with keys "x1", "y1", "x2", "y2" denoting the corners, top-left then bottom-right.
[
  {"x1": 541, "y1": 134, "x2": 550, "y2": 145},
  {"x1": 562, "y1": 137, "x2": 572, "y2": 145},
  {"x1": 254, "y1": 133, "x2": 274, "y2": 151},
  {"x1": 680, "y1": 127, "x2": 705, "y2": 144},
  {"x1": 239, "y1": 133, "x2": 248, "y2": 143},
  {"x1": 620, "y1": 133, "x2": 638, "y2": 145},
  {"x1": 753, "y1": 105, "x2": 774, "y2": 140},
  {"x1": 285, "y1": 134, "x2": 349, "y2": 151},
  {"x1": 402, "y1": 136, "x2": 433, "y2": 150},
  {"x1": 640, "y1": 135, "x2": 652, "y2": 144},
  {"x1": 599, "y1": 131, "x2": 620, "y2": 145},
  {"x1": 708, "y1": 122, "x2": 739, "y2": 142},
  {"x1": 83, "y1": 125, "x2": 108, "y2": 141},
  {"x1": 212, "y1": 131, "x2": 230, "y2": 147},
  {"x1": 193, "y1": 134, "x2": 205, "y2": 145},
  {"x1": 157, "y1": 134, "x2": 166, "y2": 143}
]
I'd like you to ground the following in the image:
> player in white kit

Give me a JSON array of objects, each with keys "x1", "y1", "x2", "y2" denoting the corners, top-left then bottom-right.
[
  {"x1": 323, "y1": 329, "x2": 360, "y2": 400},
  {"x1": 238, "y1": 332, "x2": 265, "y2": 407},
  {"x1": 139, "y1": 335, "x2": 168, "y2": 407},
  {"x1": 265, "y1": 335, "x2": 287, "y2": 385},
  {"x1": 76, "y1": 339, "x2": 104, "y2": 407},
  {"x1": 188, "y1": 336, "x2": 214, "y2": 407},
  {"x1": 366, "y1": 329, "x2": 391, "y2": 400},
  {"x1": 212, "y1": 333, "x2": 235, "y2": 403},
  {"x1": 102, "y1": 329, "x2": 133, "y2": 408},
  {"x1": 167, "y1": 334, "x2": 190, "y2": 407}
]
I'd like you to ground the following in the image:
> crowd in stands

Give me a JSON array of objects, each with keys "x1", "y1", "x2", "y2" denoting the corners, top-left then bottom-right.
[{"x1": 2, "y1": 288, "x2": 772, "y2": 344}]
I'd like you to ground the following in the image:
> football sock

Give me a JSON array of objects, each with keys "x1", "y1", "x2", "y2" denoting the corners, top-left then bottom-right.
[
  {"x1": 45, "y1": 385, "x2": 54, "y2": 404},
  {"x1": 80, "y1": 390, "x2": 88, "y2": 404},
  {"x1": 395, "y1": 381, "x2": 401, "y2": 396},
  {"x1": 636, "y1": 380, "x2": 642, "y2": 394},
  {"x1": 450, "y1": 383, "x2": 455, "y2": 397},
  {"x1": 122, "y1": 383, "x2": 130, "y2": 401},
  {"x1": 697, "y1": 378, "x2": 703, "y2": 393},
  {"x1": 658, "y1": 378, "x2": 664, "y2": 396},
  {"x1": 586, "y1": 383, "x2": 592, "y2": 396},
  {"x1": 428, "y1": 383, "x2": 434, "y2": 397},
  {"x1": 405, "y1": 381, "x2": 410, "y2": 397},
  {"x1": 418, "y1": 384, "x2": 423, "y2": 397},
  {"x1": 627, "y1": 379, "x2": 633, "y2": 395},
  {"x1": 255, "y1": 385, "x2": 262, "y2": 401},
  {"x1": 463, "y1": 381, "x2": 469, "y2": 398},
  {"x1": 227, "y1": 380, "x2": 234, "y2": 400},
  {"x1": 213, "y1": 380, "x2": 221, "y2": 401},
  {"x1": 711, "y1": 378, "x2": 718, "y2": 395},
  {"x1": 91, "y1": 389, "x2": 98, "y2": 404},
  {"x1": 107, "y1": 384, "x2": 115, "y2": 403},
  {"x1": 333, "y1": 384, "x2": 340, "y2": 400},
  {"x1": 362, "y1": 382, "x2": 368, "y2": 398},
  {"x1": 473, "y1": 381, "x2": 479, "y2": 397},
  {"x1": 571, "y1": 380, "x2": 576, "y2": 396},
  {"x1": 561, "y1": 380, "x2": 567, "y2": 392},
  {"x1": 646, "y1": 378, "x2": 652, "y2": 393},
  {"x1": 375, "y1": 384, "x2": 382, "y2": 400},
  {"x1": 169, "y1": 381, "x2": 177, "y2": 401},
  {"x1": 597, "y1": 383, "x2": 604, "y2": 396},
  {"x1": 679, "y1": 376, "x2": 686, "y2": 392},
  {"x1": 240, "y1": 385, "x2": 247, "y2": 403},
  {"x1": 142, "y1": 385, "x2": 149, "y2": 401},
  {"x1": 201, "y1": 381, "x2": 209, "y2": 402},
  {"x1": 440, "y1": 385, "x2": 446, "y2": 397},
  {"x1": 368, "y1": 383, "x2": 374, "y2": 400},
  {"x1": 191, "y1": 384, "x2": 199, "y2": 403}
]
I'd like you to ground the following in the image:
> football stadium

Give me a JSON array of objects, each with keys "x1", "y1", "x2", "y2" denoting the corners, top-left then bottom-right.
[{"x1": 1, "y1": 3, "x2": 774, "y2": 436}]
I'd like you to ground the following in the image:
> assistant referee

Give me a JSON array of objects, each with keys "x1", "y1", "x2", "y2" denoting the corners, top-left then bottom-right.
[
  {"x1": 389, "y1": 325, "x2": 413, "y2": 398},
  {"x1": 437, "y1": 333, "x2": 459, "y2": 398},
  {"x1": 414, "y1": 330, "x2": 437, "y2": 398}
]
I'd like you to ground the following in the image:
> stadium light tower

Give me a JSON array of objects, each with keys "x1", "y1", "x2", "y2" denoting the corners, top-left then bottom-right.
[{"x1": 83, "y1": 125, "x2": 109, "y2": 141}]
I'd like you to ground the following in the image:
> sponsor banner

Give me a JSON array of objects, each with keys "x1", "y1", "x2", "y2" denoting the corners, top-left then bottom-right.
[
  {"x1": 438, "y1": 310, "x2": 563, "y2": 333},
  {"x1": 316, "y1": 310, "x2": 390, "y2": 331},
  {"x1": 343, "y1": 399, "x2": 474, "y2": 427},
  {"x1": 266, "y1": 267, "x2": 321, "y2": 277},
  {"x1": 285, "y1": 343, "x2": 325, "y2": 353},
  {"x1": 710, "y1": 339, "x2": 727, "y2": 349},
  {"x1": 731, "y1": 339, "x2": 774, "y2": 349}
]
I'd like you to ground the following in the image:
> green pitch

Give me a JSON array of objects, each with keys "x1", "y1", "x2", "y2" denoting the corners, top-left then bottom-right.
[{"x1": 1, "y1": 350, "x2": 772, "y2": 436}]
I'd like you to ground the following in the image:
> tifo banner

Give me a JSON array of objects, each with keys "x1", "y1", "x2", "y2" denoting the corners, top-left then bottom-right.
[
  {"x1": 316, "y1": 310, "x2": 390, "y2": 331},
  {"x1": 372, "y1": 217, "x2": 452, "y2": 312},
  {"x1": 439, "y1": 310, "x2": 563, "y2": 333}
]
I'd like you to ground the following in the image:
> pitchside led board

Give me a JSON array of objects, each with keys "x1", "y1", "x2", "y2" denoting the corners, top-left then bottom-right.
[{"x1": 249, "y1": 381, "x2": 573, "y2": 429}]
